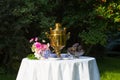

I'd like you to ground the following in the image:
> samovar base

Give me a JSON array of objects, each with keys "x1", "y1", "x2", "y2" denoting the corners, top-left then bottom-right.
[{"x1": 55, "y1": 50, "x2": 61, "y2": 58}]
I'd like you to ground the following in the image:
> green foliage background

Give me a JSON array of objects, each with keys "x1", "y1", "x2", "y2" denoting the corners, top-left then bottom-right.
[{"x1": 0, "y1": 0, "x2": 120, "y2": 72}]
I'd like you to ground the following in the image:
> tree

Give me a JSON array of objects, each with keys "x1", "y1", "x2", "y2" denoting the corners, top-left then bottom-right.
[{"x1": 61, "y1": 0, "x2": 120, "y2": 56}]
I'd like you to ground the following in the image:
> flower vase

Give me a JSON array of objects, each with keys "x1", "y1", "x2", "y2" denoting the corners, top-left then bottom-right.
[{"x1": 41, "y1": 50, "x2": 51, "y2": 59}]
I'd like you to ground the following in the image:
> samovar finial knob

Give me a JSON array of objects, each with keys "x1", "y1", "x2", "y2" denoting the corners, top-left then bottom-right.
[{"x1": 55, "y1": 23, "x2": 61, "y2": 30}]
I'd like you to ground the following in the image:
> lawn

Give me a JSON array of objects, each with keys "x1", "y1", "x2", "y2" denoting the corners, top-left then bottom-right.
[
  {"x1": 97, "y1": 57, "x2": 120, "y2": 80},
  {"x1": 0, "y1": 74, "x2": 16, "y2": 80},
  {"x1": 0, "y1": 57, "x2": 120, "y2": 80}
]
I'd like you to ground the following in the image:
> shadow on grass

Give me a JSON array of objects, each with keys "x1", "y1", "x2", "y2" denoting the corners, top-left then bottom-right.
[
  {"x1": 97, "y1": 57, "x2": 120, "y2": 76},
  {"x1": 0, "y1": 66, "x2": 17, "y2": 80},
  {"x1": 0, "y1": 73, "x2": 16, "y2": 80}
]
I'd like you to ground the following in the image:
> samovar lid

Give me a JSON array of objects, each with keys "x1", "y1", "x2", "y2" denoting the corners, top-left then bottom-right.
[{"x1": 50, "y1": 23, "x2": 66, "y2": 34}]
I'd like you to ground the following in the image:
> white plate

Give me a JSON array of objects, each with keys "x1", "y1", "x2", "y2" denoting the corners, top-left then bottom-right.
[
  {"x1": 62, "y1": 58, "x2": 72, "y2": 60},
  {"x1": 48, "y1": 57, "x2": 62, "y2": 60}
]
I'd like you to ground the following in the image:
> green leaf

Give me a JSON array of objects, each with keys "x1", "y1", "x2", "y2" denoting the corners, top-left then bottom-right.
[{"x1": 27, "y1": 54, "x2": 38, "y2": 60}]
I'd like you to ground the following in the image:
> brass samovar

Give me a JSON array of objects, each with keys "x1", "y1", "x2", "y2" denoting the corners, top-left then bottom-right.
[{"x1": 46, "y1": 23, "x2": 70, "y2": 57}]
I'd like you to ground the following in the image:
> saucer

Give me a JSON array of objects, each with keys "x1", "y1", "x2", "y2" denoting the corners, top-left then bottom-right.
[
  {"x1": 62, "y1": 57, "x2": 72, "y2": 60},
  {"x1": 48, "y1": 57, "x2": 62, "y2": 60}
]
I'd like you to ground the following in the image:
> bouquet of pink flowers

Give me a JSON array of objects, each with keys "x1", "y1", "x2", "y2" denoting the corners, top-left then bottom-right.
[{"x1": 29, "y1": 37, "x2": 50, "y2": 59}]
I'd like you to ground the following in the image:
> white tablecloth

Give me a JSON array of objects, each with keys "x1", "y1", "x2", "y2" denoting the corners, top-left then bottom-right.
[{"x1": 16, "y1": 56, "x2": 100, "y2": 80}]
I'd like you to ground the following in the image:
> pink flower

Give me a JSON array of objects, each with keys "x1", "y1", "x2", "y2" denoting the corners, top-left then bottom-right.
[
  {"x1": 34, "y1": 42, "x2": 42, "y2": 49},
  {"x1": 33, "y1": 42, "x2": 49, "y2": 53},
  {"x1": 35, "y1": 37, "x2": 38, "y2": 42},
  {"x1": 30, "y1": 37, "x2": 50, "y2": 59},
  {"x1": 29, "y1": 38, "x2": 34, "y2": 43},
  {"x1": 29, "y1": 37, "x2": 38, "y2": 43},
  {"x1": 41, "y1": 44, "x2": 48, "y2": 50}
]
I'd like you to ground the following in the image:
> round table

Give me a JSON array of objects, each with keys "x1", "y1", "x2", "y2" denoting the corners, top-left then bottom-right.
[{"x1": 16, "y1": 56, "x2": 100, "y2": 80}]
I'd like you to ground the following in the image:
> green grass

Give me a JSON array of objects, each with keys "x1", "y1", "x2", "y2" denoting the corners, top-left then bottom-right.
[
  {"x1": 97, "y1": 57, "x2": 120, "y2": 80},
  {"x1": 0, "y1": 74, "x2": 16, "y2": 80},
  {"x1": 0, "y1": 57, "x2": 120, "y2": 80}
]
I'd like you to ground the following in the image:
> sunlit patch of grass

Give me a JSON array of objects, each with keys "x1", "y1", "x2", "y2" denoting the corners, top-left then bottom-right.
[{"x1": 101, "y1": 71, "x2": 120, "y2": 80}]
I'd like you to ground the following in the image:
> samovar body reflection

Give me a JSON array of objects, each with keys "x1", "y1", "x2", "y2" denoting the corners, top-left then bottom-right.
[{"x1": 46, "y1": 23, "x2": 70, "y2": 57}]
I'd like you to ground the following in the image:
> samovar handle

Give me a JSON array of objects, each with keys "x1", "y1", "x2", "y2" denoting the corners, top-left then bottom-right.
[
  {"x1": 64, "y1": 27, "x2": 70, "y2": 40},
  {"x1": 67, "y1": 32, "x2": 70, "y2": 39}
]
